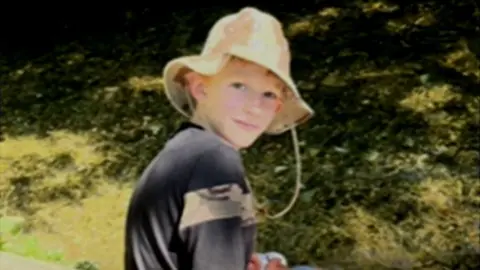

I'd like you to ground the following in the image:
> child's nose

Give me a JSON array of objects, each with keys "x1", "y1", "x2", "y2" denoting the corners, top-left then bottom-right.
[{"x1": 244, "y1": 97, "x2": 263, "y2": 115}]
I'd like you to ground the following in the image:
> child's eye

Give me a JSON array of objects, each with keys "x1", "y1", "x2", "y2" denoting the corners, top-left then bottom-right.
[
  {"x1": 231, "y1": 82, "x2": 247, "y2": 90},
  {"x1": 263, "y1": 91, "x2": 278, "y2": 100}
]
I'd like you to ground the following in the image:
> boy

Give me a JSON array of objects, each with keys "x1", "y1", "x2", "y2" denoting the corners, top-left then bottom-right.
[{"x1": 124, "y1": 7, "x2": 314, "y2": 270}]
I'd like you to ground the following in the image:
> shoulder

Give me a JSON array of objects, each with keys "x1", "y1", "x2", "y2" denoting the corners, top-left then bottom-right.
[
  {"x1": 188, "y1": 142, "x2": 245, "y2": 189},
  {"x1": 198, "y1": 141, "x2": 243, "y2": 170},
  {"x1": 158, "y1": 128, "x2": 245, "y2": 189},
  {"x1": 166, "y1": 128, "x2": 244, "y2": 175}
]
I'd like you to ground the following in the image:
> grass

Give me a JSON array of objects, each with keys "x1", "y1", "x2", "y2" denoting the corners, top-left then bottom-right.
[
  {"x1": 30, "y1": 184, "x2": 130, "y2": 270},
  {"x1": 342, "y1": 177, "x2": 480, "y2": 268},
  {"x1": 1, "y1": 225, "x2": 66, "y2": 264},
  {"x1": 0, "y1": 131, "x2": 128, "y2": 270},
  {"x1": 1, "y1": 130, "x2": 478, "y2": 269}
]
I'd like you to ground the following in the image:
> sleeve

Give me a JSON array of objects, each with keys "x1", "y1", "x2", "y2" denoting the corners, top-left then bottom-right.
[{"x1": 178, "y1": 146, "x2": 249, "y2": 270}]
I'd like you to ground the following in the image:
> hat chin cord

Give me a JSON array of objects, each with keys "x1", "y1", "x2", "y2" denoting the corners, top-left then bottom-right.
[
  {"x1": 262, "y1": 126, "x2": 302, "y2": 219},
  {"x1": 185, "y1": 91, "x2": 303, "y2": 219}
]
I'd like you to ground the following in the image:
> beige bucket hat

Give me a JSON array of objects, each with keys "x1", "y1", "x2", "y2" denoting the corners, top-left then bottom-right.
[{"x1": 162, "y1": 7, "x2": 314, "y2": 135}]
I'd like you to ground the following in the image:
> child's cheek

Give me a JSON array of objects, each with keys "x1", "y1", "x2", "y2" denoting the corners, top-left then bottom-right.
[{"x1": 224, "y1": 97, "x2": 244, "y2": 111}]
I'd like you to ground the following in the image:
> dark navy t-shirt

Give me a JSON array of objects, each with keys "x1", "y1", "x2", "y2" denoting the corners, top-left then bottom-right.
[{"x1": 124, "y1": 122, "x2": 257, "y2": 270}]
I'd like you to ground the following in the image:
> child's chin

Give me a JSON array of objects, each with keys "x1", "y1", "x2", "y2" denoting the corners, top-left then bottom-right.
[{"x1": 229, "y1": 134, "x2": 259, "y2": 149}]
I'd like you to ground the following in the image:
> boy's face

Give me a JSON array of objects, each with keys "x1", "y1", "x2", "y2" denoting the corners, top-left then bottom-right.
[{"x1": 189, "y1": 58, "x2": 284, "y2": 149}]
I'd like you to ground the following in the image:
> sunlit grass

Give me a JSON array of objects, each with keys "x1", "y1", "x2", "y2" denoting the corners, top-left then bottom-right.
[
  {"x1": 32, "y1": 184, "x2": 131, "y2": 270},
  {"x1": 0, "y1": 131, "x2": 112, "y2": 212},
  {"x1": 342, "y1": 176, "x2": 479, "y2": 268},
  {"x1": 344, "y1": 207, "x2": 415, "y2": 268},
  {"x1": 0, "y1": 131, "x2": 129, "y2": 270}
]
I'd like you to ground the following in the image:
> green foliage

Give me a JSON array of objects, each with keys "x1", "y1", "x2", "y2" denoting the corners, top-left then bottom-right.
[
  {"x1": 74, "y1": 260, "x2": 100, "y2": 270},
  {"x1": 1, "y1": 1, "x2": 479, "y2": 269},
  {"x1": 0, "y1": 216, "x2": 26, "y2": 236},
  {"x1": 0, "y1": 215, "x2": 97, "y2": 269},
  {"x1": 0, "y1": 215, "x2": 66, "y2": 264},
  {"x1": 3, "y1": 235, "x2": 65, "y2": 263}
]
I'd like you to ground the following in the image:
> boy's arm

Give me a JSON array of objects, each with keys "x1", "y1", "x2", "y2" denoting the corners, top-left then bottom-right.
[{"x1": 178, "y1": 146, "x2": 250, "y2": 270}]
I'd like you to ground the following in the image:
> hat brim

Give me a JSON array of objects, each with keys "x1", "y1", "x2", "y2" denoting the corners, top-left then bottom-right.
[{"x1": 162, "y1": 47, "x2": 314, "y2": 135}]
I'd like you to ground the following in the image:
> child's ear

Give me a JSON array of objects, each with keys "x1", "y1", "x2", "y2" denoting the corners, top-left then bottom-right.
[
  {"x1": 275, "y1": 102, "x2": 283, "y2": 113},
  {"x1": 184, "y1": 72, "x2": 207, "y2": 102}
]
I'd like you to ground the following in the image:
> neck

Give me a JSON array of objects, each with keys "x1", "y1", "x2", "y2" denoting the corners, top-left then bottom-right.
[
  {"x1": 190, "y1": 111, "x2": 240, "y2": 151},
  {"x1": 190, "y1": 111, "x2": 210, "y2": 131}
]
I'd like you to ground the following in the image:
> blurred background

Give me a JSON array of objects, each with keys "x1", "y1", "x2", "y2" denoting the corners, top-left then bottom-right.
[{"x1": 1, "y1": 1, "x2": 479, "y2": 269}]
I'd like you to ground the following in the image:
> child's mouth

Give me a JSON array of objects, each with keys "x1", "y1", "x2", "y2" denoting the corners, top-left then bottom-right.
[{"x1": 233, "y1": 119, "x2": 260, "y2": 131}]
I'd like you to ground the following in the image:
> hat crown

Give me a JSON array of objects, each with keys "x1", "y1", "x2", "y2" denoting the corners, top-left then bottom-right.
[{"x1": 201, "y1": 7, "x2": 292, "y2": 77}]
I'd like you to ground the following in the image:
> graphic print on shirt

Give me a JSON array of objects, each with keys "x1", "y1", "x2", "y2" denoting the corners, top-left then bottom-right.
[{"x1": 179, "y1": 182, "x2": 256, "y2": 230}]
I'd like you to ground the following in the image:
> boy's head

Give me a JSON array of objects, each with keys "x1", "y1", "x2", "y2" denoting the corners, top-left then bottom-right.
[{"x1": 163, "y1": 7, "x2": 314, "y2": 147}]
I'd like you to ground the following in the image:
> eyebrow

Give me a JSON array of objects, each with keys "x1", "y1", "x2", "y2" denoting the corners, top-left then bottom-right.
[
  {"x1": 263, "y1": 70, "x2": 288, "y2": 94},
  {"x1": 230, "y1": 59, "x2": 286, "y2": 96},
  {"x1": 238, "y1": 80, "x2": 285, "y2": 99}
]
